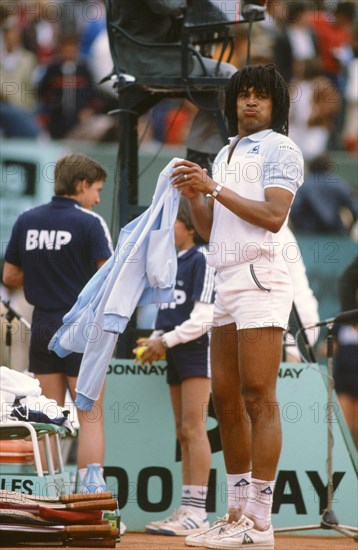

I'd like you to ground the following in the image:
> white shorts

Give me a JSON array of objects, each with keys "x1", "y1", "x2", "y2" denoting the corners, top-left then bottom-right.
[{"x1": 213, "y1": 261, "x2": 293, "y2": 330}]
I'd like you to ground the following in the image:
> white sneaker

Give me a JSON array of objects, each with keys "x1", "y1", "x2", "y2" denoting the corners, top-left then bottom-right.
[
  {"x1": 185, "y1": 514, "x2": 230, "y2": 547},
  {"x1": 145, "y1": 509, "x2": 183, "y2": 534},
  {"x1": 206, "y1": 516, "x2": 274, "y2": 549},
  {"x1": 159, "y1": 510, "x2": 210, "y2": 536}
]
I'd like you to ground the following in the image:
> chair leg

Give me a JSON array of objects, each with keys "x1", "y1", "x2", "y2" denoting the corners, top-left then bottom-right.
[
  {"x1": 43, "y1": 434, "x2": 55, "y2": 475},
  {"x1": 54, "y1": 434, "x2": 65, "y2": 474}
]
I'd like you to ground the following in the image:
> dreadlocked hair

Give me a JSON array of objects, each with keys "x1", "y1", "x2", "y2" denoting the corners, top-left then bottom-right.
[{"x1": 225, "y1": 64, "x2": 290, "y2": 137}]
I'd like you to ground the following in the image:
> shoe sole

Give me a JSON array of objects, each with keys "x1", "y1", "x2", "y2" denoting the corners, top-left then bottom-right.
[
  {"x1": 206, "y1": 543, "x2": 274, "y2": 549},
  {"x1": 146, "y1": 520, "x2": 175, "y2": 534},
  {"x1": 146, "y1": 527, "x2": 161, "y2": 534},
  {"x1": 160, "y1": 527, "x2": 209, "y2": 536},
  {"x1": 185, "y1": 530, "x2": 223, "y2": 546},
  {"x1": 185, "y1": 538, "x2": 207, "y2": 547}
]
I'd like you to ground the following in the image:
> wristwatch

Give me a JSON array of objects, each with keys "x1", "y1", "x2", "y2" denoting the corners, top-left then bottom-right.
[
  {"x1": 161, "y1": 335, "x2": 169, "y2": 349},
  {"x1": 211, "y1": 183, "x2": 223, "y2": 198}
]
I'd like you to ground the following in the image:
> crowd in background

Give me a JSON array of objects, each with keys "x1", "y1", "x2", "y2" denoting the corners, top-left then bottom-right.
[
  {"x1": 1, "y1": 0, "x2": 357, "y2": 238},
  {"x1": 0, "y1": 1, "x2": 356, "y2": 150}
]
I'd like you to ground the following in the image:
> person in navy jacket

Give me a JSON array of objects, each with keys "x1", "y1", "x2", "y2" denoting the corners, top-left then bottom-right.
[
  {"x1": 3, "y1": 153, "x2": 113, "y2": 481},
  {"x1": 135, "y1": 198, "x2": 215, "y2": 536}
]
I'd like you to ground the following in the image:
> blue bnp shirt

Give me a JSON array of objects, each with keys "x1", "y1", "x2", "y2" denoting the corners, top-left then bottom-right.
[
  {"x1": 5, "y1": 196, "x2": 113, "y2": 311},
  {"x1": 155, "y1": 245, "x2": 215, "y2": 342}
]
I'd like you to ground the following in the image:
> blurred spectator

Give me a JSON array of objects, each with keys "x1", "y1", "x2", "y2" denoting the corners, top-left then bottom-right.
[
  {"x1": 21, "y1": 0, "x2": 63, "y2": 64},
  {"x1": 274, "y1": 1, "x2": 319, "y2": 83},
  {"x1": 333, "y1": 256, "x2": 358, "y2": 448},
  {"x1": 288, "y1": 58, "x2": 341, "y2": 160},
  {"x1": 0, "y1": 15, "x2": 38, "y2": 111},
  {"x1": 37, "y1": 33, "x2": 104, "y2": 139},
  {"x1": 150, "y1": 99, "x2": 197, "y2": 145},
  {"x1": 77, "y1": 0, "x2": 107, "y2": 60},
  {"x1": 309, "y1": 1, "x2": 356, "y2": 147},
  {"x1": 226, "y1": 0, "x2": 285, "y2": 69},
  {"x1": 0, "y1": 102, "x2": 42, "y2": 138},
  {"x1": 290, "y1": 154, "x2": 358, "y2": 235},
  {"x1": 0, "y1": 15, "x2": 42, "y2": 138},
  {"x1": 309, "y1": 2, "x2": 355, "y2": 91}
]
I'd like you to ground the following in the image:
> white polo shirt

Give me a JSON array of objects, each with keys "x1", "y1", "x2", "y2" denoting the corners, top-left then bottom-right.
[{"x1": 207, "y1": 129, "x2": 304, "y2": 269}]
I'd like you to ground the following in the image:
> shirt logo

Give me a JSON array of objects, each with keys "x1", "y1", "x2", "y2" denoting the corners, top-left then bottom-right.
[
  {"x1": 247, "y1": 145, "x2": 260, "y2": 154},
  {"x1": 159, "y1": 289, "x2": 186, "y2": 310},
  {"x1": 25, "y1": 229, "x2": 72, "y2": 250},
  {"x1": 278, "y1": 144, "x2": 299, "y2": 152}
]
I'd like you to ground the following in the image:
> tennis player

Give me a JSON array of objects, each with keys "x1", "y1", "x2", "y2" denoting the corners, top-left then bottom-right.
[{"x1": 171, "y1": 64, "x2": 304, "y2": 549}]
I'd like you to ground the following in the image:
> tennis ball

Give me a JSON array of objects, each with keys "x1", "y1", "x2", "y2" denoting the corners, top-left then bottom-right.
[
  {"x1": 134, "y1": 345, "x2": 166, "y2": 363},
  {"x1": 135, "y1": 345, "x2": 147, "y2": 360}
]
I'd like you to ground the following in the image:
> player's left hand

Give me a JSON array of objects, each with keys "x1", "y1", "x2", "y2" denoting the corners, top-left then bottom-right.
[{"x1": 171, "y1": 160, "x2": 216, "y2": 196}]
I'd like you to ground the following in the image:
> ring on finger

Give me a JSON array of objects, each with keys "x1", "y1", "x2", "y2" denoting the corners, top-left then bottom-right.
[{"x1": 184, "y1": 174, "x2": 188, "y2": 181}]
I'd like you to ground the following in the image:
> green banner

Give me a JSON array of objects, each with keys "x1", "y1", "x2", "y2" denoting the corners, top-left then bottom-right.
[{"x1": 103, "y1": 360, "x2": 357, "y2": 534}]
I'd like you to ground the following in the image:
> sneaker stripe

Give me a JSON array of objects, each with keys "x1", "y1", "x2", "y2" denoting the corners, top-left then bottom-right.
[{"x1": 184, "y1": 518, "x2": 200, "y2": 529}]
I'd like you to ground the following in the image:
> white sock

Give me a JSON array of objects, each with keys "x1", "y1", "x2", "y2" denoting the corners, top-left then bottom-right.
[
  {"x1": 226, "y1": 472, "x2": 251, "y2": 516},
  {"x1": 180, "y1": 485, "x2": 191, "y2": 511},
  {"x1": 186, "y1": 485, "x2": 208, "y2": 519},
  {"x1": 244, "y1": 478, "x2": 275, "y2": 531}
]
